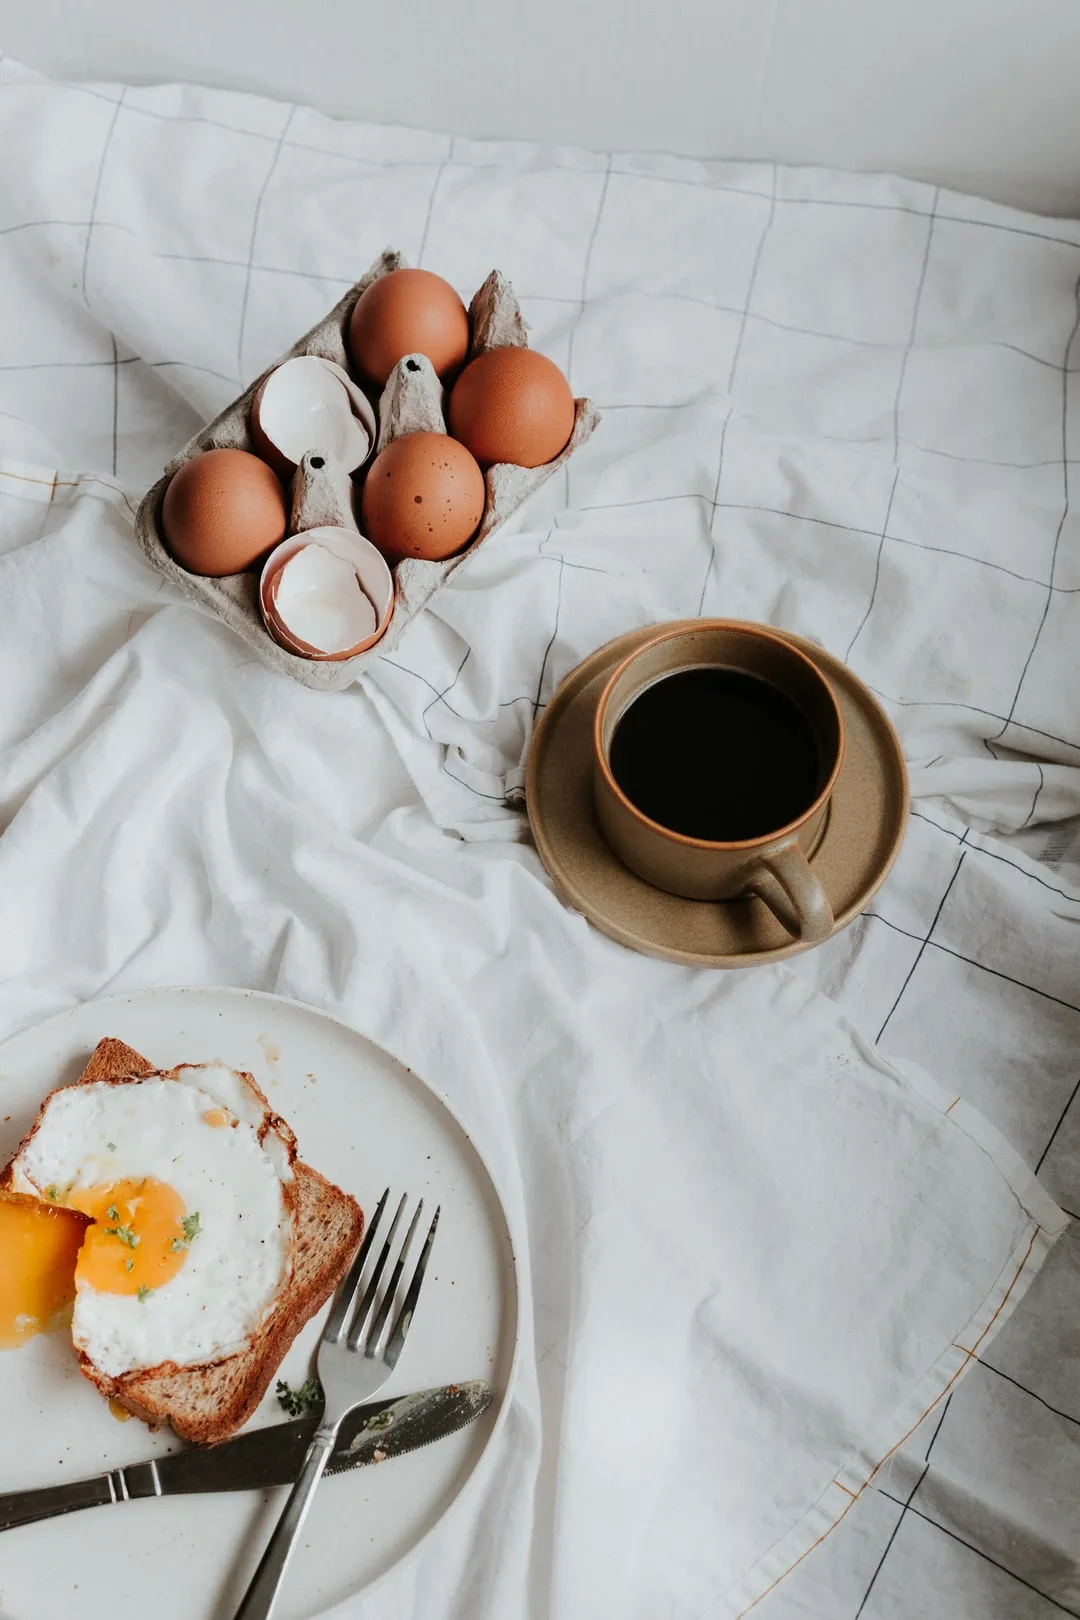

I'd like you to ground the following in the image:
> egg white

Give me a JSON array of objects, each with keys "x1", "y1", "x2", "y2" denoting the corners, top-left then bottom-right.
[{"x1": 10, "y1": 1066, "x2": 294, "y2": 1376}]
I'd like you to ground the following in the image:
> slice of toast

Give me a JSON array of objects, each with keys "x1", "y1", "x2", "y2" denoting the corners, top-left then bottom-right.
[{"x1": 1, "y1": 1037, "x2": 363, "y2": 1445}]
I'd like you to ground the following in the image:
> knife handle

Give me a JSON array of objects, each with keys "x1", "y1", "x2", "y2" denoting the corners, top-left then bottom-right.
[{"x1": 0, "y1": 1460, "x2": 163, "y2": 1532}]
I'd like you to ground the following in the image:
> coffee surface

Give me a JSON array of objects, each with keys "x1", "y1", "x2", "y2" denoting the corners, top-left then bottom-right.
[{"x1": 608, "y1": 667, "x2": 820, "y2": 841}]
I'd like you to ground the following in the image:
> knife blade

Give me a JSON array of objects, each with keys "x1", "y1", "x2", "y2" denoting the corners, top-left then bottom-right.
[{"x1": 0, "y1": 1380, "x2": 491, "y2": 1533}]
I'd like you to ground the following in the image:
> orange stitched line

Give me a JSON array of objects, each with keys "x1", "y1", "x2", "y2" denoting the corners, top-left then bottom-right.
[
  {"x1": 0, "y1": 468, "x2": 56, "y2": 489},
  {"x1": 0, "y1": 467, "x2": 136, "y2": 518},
  {"x1": 946, "y1": 1097, "x2": 961, "y2": 1113},
  {"x1": 734, "y1": 1225, "x2": 1042, "y2": 1618},
  {"x1": 834, "y1": 1481, "x2": 857, "y2": 1499}
]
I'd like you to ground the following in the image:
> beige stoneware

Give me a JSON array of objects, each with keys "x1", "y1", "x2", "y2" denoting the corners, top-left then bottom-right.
[
  {"x1": 527, "y1": 620, "x2": 909, "y2": 969},
  {"x1": 592, "y1": 621, "x2": 845, "y2": 943}
]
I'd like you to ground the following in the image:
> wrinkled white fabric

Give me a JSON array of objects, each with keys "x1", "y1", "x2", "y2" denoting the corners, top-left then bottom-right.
[{"x1": 1, "y1": 57, "x2": 1079, "y2": 1620}]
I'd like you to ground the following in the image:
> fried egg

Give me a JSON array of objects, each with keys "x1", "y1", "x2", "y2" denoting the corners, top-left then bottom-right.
[{"x1": 5, "y1": 1064, "x2": 296, "y2": 1377}]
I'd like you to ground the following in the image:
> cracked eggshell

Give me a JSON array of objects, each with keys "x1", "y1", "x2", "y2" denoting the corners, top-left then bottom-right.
[
  {"x1": 251, "y1": 356, "x2": 376, "y2": 478},
  {"x1": 260, "y1": 526, "x2": 394, "y2": 661}
]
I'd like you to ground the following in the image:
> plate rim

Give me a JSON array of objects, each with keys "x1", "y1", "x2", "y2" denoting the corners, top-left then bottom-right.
[
  {"x1": 525, "y1": 620, "x2": 910, "y2": 968},
  {"x1": 0, "y1": 983, "x2": 522, "y2": 1620}
]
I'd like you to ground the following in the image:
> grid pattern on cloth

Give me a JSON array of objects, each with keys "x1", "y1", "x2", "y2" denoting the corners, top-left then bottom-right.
[{"x1": 1, "y1": 56, "x2": 1080, "y2": 1620}]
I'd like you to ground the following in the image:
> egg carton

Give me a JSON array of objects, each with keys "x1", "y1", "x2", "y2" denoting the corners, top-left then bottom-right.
[{"x1": 134, "y1": 249, "x2": 600, "y2": 691}]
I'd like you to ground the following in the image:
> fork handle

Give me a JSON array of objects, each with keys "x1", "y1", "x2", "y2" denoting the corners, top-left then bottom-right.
[{"x1": 233, "y1": 1423, "x2": 338, "y2": 1620}]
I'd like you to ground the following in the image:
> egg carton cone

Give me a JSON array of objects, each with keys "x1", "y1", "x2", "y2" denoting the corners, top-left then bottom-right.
[{"x1": 134, "y1": 251, "x2": 600, "y2": 691}]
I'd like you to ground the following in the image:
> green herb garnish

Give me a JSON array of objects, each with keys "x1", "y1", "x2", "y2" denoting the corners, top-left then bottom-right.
[
  {"x1": 104, "y1": 1223, "x2": 139, "y2": 1248},
  {"x1": 105, "y1": 1204, "x2": 120, "y2": 1222},
  {"x1": 171, "y1": 1211, "x2": 201, "y2": 1253},
  {"x1": 106, "y1": 1142, "x2": 116, "y2": 1153},
  {"x1": 44, "y1": 1185, "x2": 59, "y2": 1203},
  {"x1": 136, "y1": 1284, "x2": 151, "y2": 1303},
  {"x1": 275, "y1": 1378, "x2": 323, "y2": 1417},
  {"x1": 125, "y1": 1259, "x2": 134, "y2": 1272}
]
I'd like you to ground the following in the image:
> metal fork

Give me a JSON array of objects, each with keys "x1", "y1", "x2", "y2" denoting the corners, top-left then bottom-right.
[{"x1": 233, "y1": 1189, "x2": 440, "y2": 1620}]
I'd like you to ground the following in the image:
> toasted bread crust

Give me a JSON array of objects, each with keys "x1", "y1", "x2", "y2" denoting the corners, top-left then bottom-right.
[{"x1": 2, "y1": 1037, "x2": 364, "y2": 1445}]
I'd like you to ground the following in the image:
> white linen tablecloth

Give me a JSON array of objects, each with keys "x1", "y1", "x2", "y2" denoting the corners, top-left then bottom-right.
[{"x1": 1, "y1": 57, "x2": 1079, "y2": 1620}]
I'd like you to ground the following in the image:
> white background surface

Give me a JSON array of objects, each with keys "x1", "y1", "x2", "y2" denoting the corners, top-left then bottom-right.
[
  {"x1": 1, "y1": 53, "x2": 1080, "y2": 1620},
  {"x1": 2, "y1": 0, "x2": 1080, "y2": 214}
]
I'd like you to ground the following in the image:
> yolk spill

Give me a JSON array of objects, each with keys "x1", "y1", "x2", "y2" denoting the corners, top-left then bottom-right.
[
  {"x1": 108, "y1": 1398, "x2": 133, "y2": 1422},
  {"x1": 0, "y1": 1193, "x2": 87, "y2": 1348},
  {"x1": 66, "y1": 1178, "x2": 190, "y2": 1296},
  {"x1": 202, "y1": 1108, "x2": 231, "y2": 1128}
]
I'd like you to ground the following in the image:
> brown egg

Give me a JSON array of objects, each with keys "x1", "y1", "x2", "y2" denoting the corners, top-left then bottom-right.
[
  {"x1": 348, "y1": 269, "x2": 470, "y2": 389},
  {"x1": 361, "y1": 433, "x2": 485, "y2": 564},
  {"x1": 162, "y1": 448, "x2": 287, "y2": 577},
  {"x1": 448, "y1": 347, "x2": 575, "y2": 469}
]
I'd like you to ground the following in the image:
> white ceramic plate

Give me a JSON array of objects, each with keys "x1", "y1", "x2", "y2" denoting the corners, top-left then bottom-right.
[{"x1": 0, "y1": 988, "x2": 519, "y2": 1620}]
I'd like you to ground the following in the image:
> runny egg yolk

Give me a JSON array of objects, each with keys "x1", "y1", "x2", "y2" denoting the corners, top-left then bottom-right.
[
  {"x1": 0, "y1": 1193, "x2": 88, "y2": 1348},
  {"x1": 65, "y1": 1178, "x2": 190, "y2": 1297}
]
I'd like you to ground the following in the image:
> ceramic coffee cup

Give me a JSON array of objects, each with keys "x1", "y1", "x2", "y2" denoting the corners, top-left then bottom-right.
[{"x1": 592, "y1": 620, "x2": 845, "y2": 942}]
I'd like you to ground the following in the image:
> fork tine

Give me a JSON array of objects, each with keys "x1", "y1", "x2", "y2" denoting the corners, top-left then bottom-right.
[
  {"x1": 365, "y1": 1199, "x2": 424, "y2": 1357},
  {"x1": 382, "y1": 1205, "x2": 440, "y2": 1370},
  {"x1": 322, "y1": 1187, "x2": 388, "y2": 1345},
  {"x1": 346, "y1": 1192, "x2": 407, "y2": 1349}
]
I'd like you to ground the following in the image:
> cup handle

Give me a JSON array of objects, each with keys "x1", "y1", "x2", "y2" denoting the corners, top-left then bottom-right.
[{"x1": 744, "y1": 840, "x2": 834, "y2": 943}]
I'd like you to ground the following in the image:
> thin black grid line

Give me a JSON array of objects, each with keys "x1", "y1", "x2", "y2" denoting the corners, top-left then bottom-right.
[
  {"x1": 975, "y1": 1356, "x2": 1080, "y2": 1429},
  {"x1": 9, "y1": 75, "x2": 1080, "y2": 250},
  {"x1": 886, "y1": 530, "x2": 1048, "y2": 588},
  {"x1": 416, "y1": 135, "x2": 454, "y2": 268},
  {"x1": 853, "y1": 1394, "x2": 953, "y2": 1618},
  {"x1": 532, "y1": 558, "x2": 566, "y2": 717},
  {"x1": 726, "y1": 162, "x2": 776, "y2": 394},
  {"x1": 876, "y1": 848, "x2": 967, "y2": 1042},
  {"x1": 80, "y1": 85, "x2": 125, "y2": 305},
  {"x1": 1023, "y1": 763, "x2": 1047, "y2": 828},
  {"x1": 1035, "y1": 1071, "x2": 1080, "y2": 1173},
  {"x1": 582, "y1": 490, "x2": 1053, "y2": 589},
  {"x1": 864, "y1": 911, "x2": 924, "y2": 943},
  {"x1": 928, "y1": 940, "x2": 1080, "y2": 1017},
  {"x1": 564, "y1": 152, "x2": 613, "y2": 507},
  {"x1": 236, "y1": 104, "x2": 297, "y2": 377},
  {"x1": 110, "y1": 335, "x2": 119, "y2": 477},
  {"x1": 420, "y1": 644, "x2": 471, "y2": 741},
  {"x1": 988, "y1": 264, "x2": 1080, "y2": 753},
  {"x1": 846, "y1": 468, "x2": 900, "y2": 660},
  {"x1": 965, "y1": 837, "x2": 1080, "y2": 903},
  {"x1": 894, "y1": 187, "x2": 938, "y2": 462},
  {"x1": 875, "y1": 1489, "x2": 1080, "y2": 1617},
  {"x1": 439, "y1": 756, "x2": 508, "y2": 803},
  {"x1": 697, "y1": 404, "x2": 734, "y2": 614},
  {"x1": 867, "y1": 684, "x2": 1080, "y2": 753},
  {"x1": 566, "y1": 153, "x2": 614, "y2": 392}
]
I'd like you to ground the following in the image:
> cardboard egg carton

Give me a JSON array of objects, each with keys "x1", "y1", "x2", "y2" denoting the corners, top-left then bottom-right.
[{"x1": 133, "y1": 249, "x2": 600, "y2": 691}]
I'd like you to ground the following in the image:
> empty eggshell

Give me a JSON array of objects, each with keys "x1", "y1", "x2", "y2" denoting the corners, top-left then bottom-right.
[
  {"x1": 251, "y1": 356, "x2": 375, "y2": 476},
  {"x1": 260, "y1": 527, "x2": 394, "y2": 661}
]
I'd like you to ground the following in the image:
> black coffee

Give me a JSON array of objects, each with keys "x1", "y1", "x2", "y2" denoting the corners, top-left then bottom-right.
[{"x1": 608, "y1": 667, "x2": 820, "y2": 841}]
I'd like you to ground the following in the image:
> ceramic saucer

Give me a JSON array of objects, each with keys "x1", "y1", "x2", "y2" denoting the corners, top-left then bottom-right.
[{"x1": 525, "y1": 621, "x2": 909, "y2": 968}]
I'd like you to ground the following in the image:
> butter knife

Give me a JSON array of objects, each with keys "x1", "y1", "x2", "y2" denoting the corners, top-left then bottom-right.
[{"x1": 0, "y1": 1380, "x2": 491, "y2": 1533}]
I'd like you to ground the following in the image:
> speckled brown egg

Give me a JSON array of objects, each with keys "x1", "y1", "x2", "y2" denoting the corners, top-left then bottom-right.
[
  {"x1": 162, "y1": 448, "x2": 287, "y2": 577},
  {"x1": 361, "y1": 433, "x2": 485, "y2": 564},
  {"x1": 448, "y1": 346, "x2": 575, "y2": 469},
  {"x1": 348, "y1": 269, "x2": 470, "y2": 389}
]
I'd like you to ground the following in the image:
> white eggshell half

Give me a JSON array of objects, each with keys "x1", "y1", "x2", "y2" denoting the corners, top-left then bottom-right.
[
  {"x1": 259, "y1": 526, "x2": 394, "y2": 661},
  {"x1": 252, "y1": 356, "x2": 375, "y2": 474}
]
